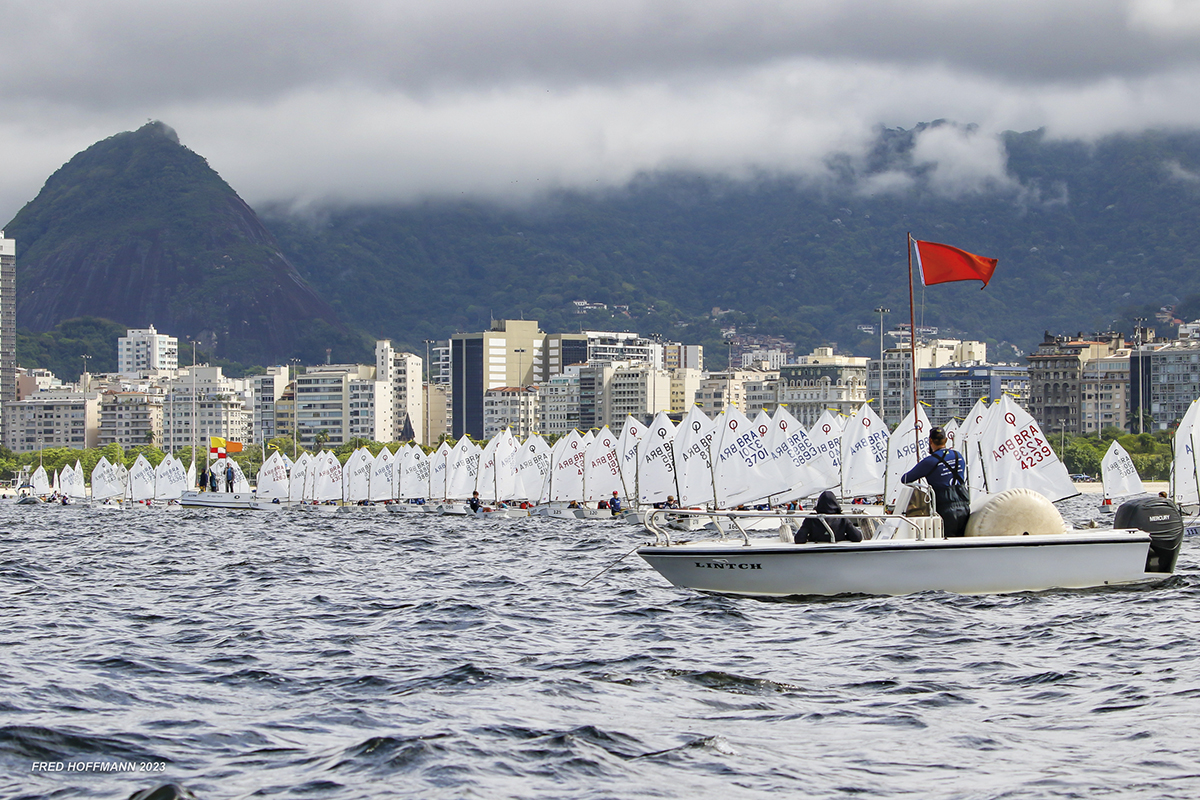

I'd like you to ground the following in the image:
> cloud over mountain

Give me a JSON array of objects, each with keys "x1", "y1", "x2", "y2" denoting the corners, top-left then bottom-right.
[{"x1": 4, "y1": 1, "x2": 1200, "y2": 217}]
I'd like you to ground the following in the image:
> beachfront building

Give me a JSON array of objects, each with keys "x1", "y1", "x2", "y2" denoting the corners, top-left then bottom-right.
[
  {"x1": 99, "y1": 391, "x2": 165, "y2": 449},
  {"x1": 1027, "y1": 332, "x2": 1125, "y2": 436},
  {"x1": 2, "y1": 390, "x2": 101, "y2": 452}
]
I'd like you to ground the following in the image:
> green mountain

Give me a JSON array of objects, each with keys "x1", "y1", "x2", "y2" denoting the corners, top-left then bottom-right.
[
  {"x1": 5, "y1": 121, "x2": 361, "y2": 366},
  {"x1": 261, "y1": 124, "x2": 1200, "y2": 360}
]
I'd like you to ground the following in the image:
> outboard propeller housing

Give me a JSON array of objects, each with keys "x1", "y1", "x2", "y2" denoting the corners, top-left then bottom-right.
[{"x1": 1113, "y1": 496, "x2": 1184, "y2": 574}]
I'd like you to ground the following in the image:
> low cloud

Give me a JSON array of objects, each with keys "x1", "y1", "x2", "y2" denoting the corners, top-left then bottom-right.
[{"x1": 3, "y1": 1, "x2": 1200, "y2": 219}]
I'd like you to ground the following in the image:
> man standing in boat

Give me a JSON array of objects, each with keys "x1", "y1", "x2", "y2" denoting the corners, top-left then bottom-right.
[{"x1": 901, "y1": 426, "x2": 970, "y2": 537}]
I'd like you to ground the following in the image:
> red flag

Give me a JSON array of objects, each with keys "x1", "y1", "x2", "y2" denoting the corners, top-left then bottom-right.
[{"x1": 913, "y1": 239, "x2": 997, "y2": 288}]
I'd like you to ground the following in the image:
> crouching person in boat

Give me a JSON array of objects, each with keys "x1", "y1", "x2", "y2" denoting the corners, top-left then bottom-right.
[
  {"x1": 794, "y1": 491, "x2": 863, "y2": 543},
  {"x1": 901, "y1": 425, "x2": 970, "y2": 538}
]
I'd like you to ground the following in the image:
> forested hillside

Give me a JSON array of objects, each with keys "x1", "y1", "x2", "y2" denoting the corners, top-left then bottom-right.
[{"x1": 262, "y1": 125, "x2": 1200, "y2": 361}]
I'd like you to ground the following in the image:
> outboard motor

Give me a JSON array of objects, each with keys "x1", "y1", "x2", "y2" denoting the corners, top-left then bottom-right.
[{"x1": 1113, "y1": 496, "x2": 1185, "y2": 574}]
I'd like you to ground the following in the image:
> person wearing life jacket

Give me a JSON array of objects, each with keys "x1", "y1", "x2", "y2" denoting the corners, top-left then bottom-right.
[
  {"x1": 609, "y1": 491, "x2": 622, "y2": 515},
  {"x1": 901, "y1": 425, "x2": 970, "y2": 537}
]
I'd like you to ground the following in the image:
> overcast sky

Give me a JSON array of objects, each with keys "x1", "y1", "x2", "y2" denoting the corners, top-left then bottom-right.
[{"x1": 4, "y1": 0, "x2": 1200, "y2": 221}]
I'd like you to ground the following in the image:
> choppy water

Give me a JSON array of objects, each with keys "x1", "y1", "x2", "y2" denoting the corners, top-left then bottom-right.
[{"x1": 3, "y1": 496, "x2": 1200, "y2": 800}]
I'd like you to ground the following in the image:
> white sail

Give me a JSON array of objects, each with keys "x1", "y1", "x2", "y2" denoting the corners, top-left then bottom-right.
[
  {"x1": 764, "y1": 406, "x2": 835, "y2": 502},
  {"x1": 117, "y1": 463, "x2": 130, "y2": 499},
  {"x1": 256, "y1": 451, "x2": 290, "y2": 502},
  {"x1": 712, "y1": 405, "x2": 789, "y2": 507},
  {"x1": 550, "y1": 430, "x2": 587, "y2": 502},
  {"x1": 638, "y1": 411, "x2": 678, "y2": 506},
  {"x1": 583, "y1": 426, "x2": 622, "y2": 502},
  {"x1": 429, "y1": 441, "x2": 452, "y2": 500},
  {"x1": 186, "y1": 460, "x2": 197, "y2": 493},
  {"x1": 401, "y1": 446, "x2": 432, "y2": 499},
  {"x1": 672, "y1": 407, "x2": 716, "y2": 507},
  {"x1": 943, "y1": 418, "x2": 960, "y2": 451},
  {"x1": 839, "y1": 403, "x2": 889, "y2": 499},
  {"x1": 955, "y1": 397, "x2": 992, "y2": 495},
  {"x1": 393, "y1": 445, "x2": 409, "y2": 498},
  {"x1": 541, "y1": 435, "x2": 570, "y2": 503},
  {"x1": 494, "y1": 430, "x2": 520, "y2": 502},
  {"x1": 90, "y1": 457, "x2": 123, "y2": 500},
  {"x1": 883, "y1": 404, "x2": 933, "y2": 507},
  {"x1": 57, "y1": 463, "x2": 77, "y2": 499},
  {"x1": 616, "y1": 416, "x2": 646, "y2": 502},
  {"x1": 52, "y1": 469, "x2": 61, "y2": 494},
  {"x1": 1102, "y1": 440, "x2": 1144, "y2": 500},
  {"x1": 303, "y1": 452, "x2": 320, "y2": 501},
  {"x1": 155, "y1": 455, "x2": 188, "y2": 501},
  {"x1": 369, "y1": 447, "x2": 395, "y2": 502},
  {"x1": 1173, "y1": 398, "x2": 1200, "y2": 508},
  {"x1": 310, "y1": 451, "x2": 343, "y2": 502},
  {"x1": 289, "y1": 452, "x2": 312, "y2": 503},
  {"x1": 476, "y1": 437, "x2": 500, "y2": 502},
  {"x1": 514, "y1": 434, "x2": 551, "y2": 502},
  {"x1": 343, "y1": 448, "x2": 373, "y2": 502},
  {"x1": 445, "y1": 438, "x2": 481, "y2": 500},
  {"x1": 974, "y1": 394, "x2": 1078, "y2": 504},
  {"x1": 74, "y1": 461, "x2": 88, "y2": 498},
  {"x1": 808, "y1": 410, "x2": 844, "y2": 495},
  {"x1": 31, "y1": 465, "x2": 51, "y2": 496}
]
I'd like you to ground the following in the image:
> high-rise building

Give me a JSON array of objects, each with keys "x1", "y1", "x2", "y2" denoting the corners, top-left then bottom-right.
[
  {"x1": 117, "y1": 325, "x2": 179, "y2": 376},
  {"x1": 375, "y1": 340, "x2": 424, "y2": 443},
  {"x1": 163, "y1": 366, "x2": 253, "y2": 454},
  {"x1": 917, "y1": 364, "x2": 1030, "y2": 427},
  {"x1": 538, "y1": 370, "x2": 581, "y2": 437},
  {"x1": 251, "y1": 366, "x2": 290, "y2": 445},
  {"x1": 452, "y1": 320, "x2": 548, "y2": 438},
  {"x1": 0, "y1": 232, "x2": 16, "y2": 414},
  {"x1": 483, "y1": 386, "x2": 539, "y2": 438},
  {"x1": 293, "y1": 364, "x2": 390, "y2": 447}
]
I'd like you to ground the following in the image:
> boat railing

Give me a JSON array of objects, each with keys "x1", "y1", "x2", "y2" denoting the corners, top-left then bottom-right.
[{"x1": 644, "y1": 502, "x2": 940, "y2": 546}]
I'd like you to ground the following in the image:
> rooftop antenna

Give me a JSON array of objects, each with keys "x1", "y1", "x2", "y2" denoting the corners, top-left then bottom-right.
[{"x1": 325, "y1": 348, "x2": 332, "y2": 365}]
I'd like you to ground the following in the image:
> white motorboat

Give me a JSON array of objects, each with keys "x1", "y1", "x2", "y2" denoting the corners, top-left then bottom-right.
[
  {"x1": 636, "y1": 488, "x2": 1183, "y2": 597},
  {"x1": 179, "y1": 491, "x2": 281, "y2": 510}
]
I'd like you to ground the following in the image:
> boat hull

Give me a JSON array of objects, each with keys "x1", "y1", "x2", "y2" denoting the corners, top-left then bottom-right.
[
  {"x1": 638, "y1": 531, "x2": 1162, "y2": 597},
  {"x1": 179, "y1": 491, "x2": 264, "y2": 510}
]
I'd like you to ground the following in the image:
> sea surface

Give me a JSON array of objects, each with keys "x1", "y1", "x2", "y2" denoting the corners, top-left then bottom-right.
[{"x1": 3, "y1": 495, "x2": 1200, "y2": 800}]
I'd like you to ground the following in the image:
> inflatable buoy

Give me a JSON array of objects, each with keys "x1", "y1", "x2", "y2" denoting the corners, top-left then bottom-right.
[{"x1": 964, "y1": 488, "x2": 1068, "y2": 537}]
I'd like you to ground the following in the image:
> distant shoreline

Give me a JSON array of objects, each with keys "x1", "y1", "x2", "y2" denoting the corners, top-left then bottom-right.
[{"x1": 1074, "y1": 480, "x2": 1168, "y2": 495}]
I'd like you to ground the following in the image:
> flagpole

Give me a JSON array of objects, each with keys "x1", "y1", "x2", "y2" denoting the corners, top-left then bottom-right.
[{"x1": 907, "y1": 232, "x2": 919, "y2": 455}]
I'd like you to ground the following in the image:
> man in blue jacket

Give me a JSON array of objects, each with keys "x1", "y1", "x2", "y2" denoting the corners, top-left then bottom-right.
[{"x1": 901, "y1": 426, "x2": 970, "y2": 537}]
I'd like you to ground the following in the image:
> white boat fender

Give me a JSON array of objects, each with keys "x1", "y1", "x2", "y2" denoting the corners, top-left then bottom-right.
[{"x1": 964, "y1": 488, "x2": 1068, "y2": 537}]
